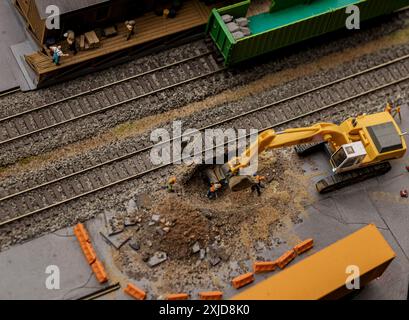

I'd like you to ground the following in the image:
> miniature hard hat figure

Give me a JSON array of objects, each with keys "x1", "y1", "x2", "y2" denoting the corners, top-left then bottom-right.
[
  {"x1": 207, "y1": 183, "x2": 221, "y2": 200},
  {"x1": 50, "y1": 45, "x2": 69, "y2": 66},
  {"x1": 251, "y1": 174, "x2": 266, "y2": 196},
  {"x1": 64, "y1": 30, "x2": 77, "y2": 55},
  {"x1": 167, "y1": 176, "x2": 177, "y2": 193},
  {"x1": 125, "y1": 20, "x2": 136, "y2": 41}
]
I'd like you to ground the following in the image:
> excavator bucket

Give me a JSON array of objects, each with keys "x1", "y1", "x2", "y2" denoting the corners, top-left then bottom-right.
[{"x1": 229, "y1": 175, "x2": 255, "y2": 192}]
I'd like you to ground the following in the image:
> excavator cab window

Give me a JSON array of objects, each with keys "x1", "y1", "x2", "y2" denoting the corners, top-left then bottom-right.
[
  {"x1": 331, "y1": 147, "x2": 347, "y2": 168},
  {"x1": 330, "y1": 142, "x2": 367, "y2": 172}
]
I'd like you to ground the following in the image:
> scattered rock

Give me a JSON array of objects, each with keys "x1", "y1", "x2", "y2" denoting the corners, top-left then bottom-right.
[
  {"x1": 156, "y1": 227, "x2": 165, "y2": 236},
  {"x1": 240, "y1": 27, "x2": 251, "y2": 36},
  {"x1": 221, "y1": 14, "x2": 233, "y2": 23},
  {"x1": 129, "y1": 241, "x2": 140, "y2": 251},
  {"x1": 163, "y1": 227, "x2": 170, "y2": 233},
  {"x1": 151, "y1": 214, "x2": 161, "y2": 222},
  {"x1": 160, "y1": 218, "x2": 166, "y2": 224},
  {"x1": 209, "y1": 256, "x2": 221, "y2": 267},
  {"x1": 147, "y1": 240, "x2": 153, "y2": 247},
  {"x1": 226, "y1": 22, "x2": 240, "y2": 33},
  {"x1": 147, "y1": 251, "x2": 168, "y2": 267},
  {"x1": 126, "y1": 199, "x2": 138, "y2": 214},
  {"x1": 192, "y1": 242, "x2": 200, "y2": 254},
  {"x1": 235, "y1": 17, "x2": 248, "y2": 27},
  {"x1": 232, "y1": 31, "x2": 245, "y2": 40},
  {"x1": 148, "y1": 221, "x2": 155, "y2": 226},
  {"x1": 199, "y1": 249, "x2": 206, "y2": 260}
]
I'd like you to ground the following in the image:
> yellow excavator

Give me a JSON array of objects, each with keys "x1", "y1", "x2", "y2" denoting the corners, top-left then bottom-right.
[{"x1": 205, "y1": 110, "x2": 407, "y2": 193}]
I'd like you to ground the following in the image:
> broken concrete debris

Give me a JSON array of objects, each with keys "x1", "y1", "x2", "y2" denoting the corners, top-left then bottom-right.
[
  {"x1": 235, "y1": 17, "x2": 248, "y2": 27},
  {"x1": 129, "y1": 240, "x2": 140, "y2": 251},
  {"x1": 100, "y1": 231, "x2": 131, "y2": 250},
  {"x1": 124, "y1": 212, "x2": 138, "y2": 226},
  {"x1": 226, "y1": 22, "x2": 240, "y2": 33},
  {"x1": 221, "y1": 14, "x2": 233, "y2": 23},
  {"x1": 156, "y1": 227, "x2": 165, "y2": 236},
  {"x1": 199, "y1": 249, "x2": 206, "y2": 260},
  {"x1": 232, "y1": 31, "x2": 245, "y2": 40},
  {"x1": 104, "y1": 210, "x2": 125, "y2": 235},
  {"x1": 223, "y1": 16, "x2": 251, "y2": 40},
  {"x1": 192, "y1": 242, "x2": 200, "y2": 254},
  {"x1": 126, "y1": 198, "x2": 138, "y2": 214},
  {"x1": 151, "y1": 214, "x2": 161, "y2": 222},
  {"x1": 148, "y1": 251, "x2": 168, "y2": 267}
]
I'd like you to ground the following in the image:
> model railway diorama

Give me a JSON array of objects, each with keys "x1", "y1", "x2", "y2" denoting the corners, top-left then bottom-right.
[{"x1": 1, "y1": 0, "x2": 409, "y2": 304}]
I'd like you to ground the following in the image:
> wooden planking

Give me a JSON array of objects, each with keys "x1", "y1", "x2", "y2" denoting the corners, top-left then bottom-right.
[{"x1": 25, "y1": 0, "x2": 212, "y2": 76}]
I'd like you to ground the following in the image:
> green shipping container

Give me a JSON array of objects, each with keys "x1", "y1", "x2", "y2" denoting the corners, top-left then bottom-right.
[{"x1": 206, "y1": 0, "x2": 409, "y2": 66}]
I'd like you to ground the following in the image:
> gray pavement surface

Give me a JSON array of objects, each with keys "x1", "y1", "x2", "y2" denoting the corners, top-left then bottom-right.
[
  {"x1": 0, "y1": 0, "x2": 37, "y2": 92},
  {"x1": 1, "y1": 106, "x2": 409, "y2": 299}
]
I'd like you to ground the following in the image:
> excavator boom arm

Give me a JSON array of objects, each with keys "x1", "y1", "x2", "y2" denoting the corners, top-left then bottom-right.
[{"x1": 228, "y1": 123, "x2": 349, "y2": 174}]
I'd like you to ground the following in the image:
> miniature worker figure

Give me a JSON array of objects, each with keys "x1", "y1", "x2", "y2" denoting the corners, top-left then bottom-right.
[
  {"x1": 167, "y1": 176, "x2": 177, "y2": 193},
  {"x1": 50, "y1": 45, "x2": 69, "y2": 66},
  {"x1": 207, "y1": 183, "x2": 221, "y2": 200},
  {"x1": 64, "y1": 30, "x2": 77, "y2": 55},
  {"x1": 251, "y1": 174, "x2": 266, "y2": 196},
  {"x1": 125, "y1": 20, "x2": 136, "y2": 41}
]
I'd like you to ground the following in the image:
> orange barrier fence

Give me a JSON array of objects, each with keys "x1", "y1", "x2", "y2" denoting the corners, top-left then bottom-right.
[
  {"x1": 124, "y1": 283, "x2": 147, "y2": 300},
  {"x1": 293, "y1": 239, "x2": 314, "y2": 255},
  {"x1": 231, "y1": 272, "x2": 255, "y2": 289},
  {"x1": 166, "y1": 293, "x2": 189, "y2": 300},
  {"x1": 91, "y1": 260, "x2": 109, "y2": 284},
  {"x1": 199, "y1": 291, "x2": 223, "y2": 300},
  {"x1": 73, "y1": 223, "x2": 108, "y2": 284},
  {"x1": 80, "y1": 241, "x2": 97, "y2": 265},
  {"x1": 275, "y1": 250, "x2": 296, "y2": 269},
  {"x1": 73, "y1": 223, "x2": 90, "y2": 243},
  {"x1": 253, "y1": 261, "x2": 276, "y2": 273}
]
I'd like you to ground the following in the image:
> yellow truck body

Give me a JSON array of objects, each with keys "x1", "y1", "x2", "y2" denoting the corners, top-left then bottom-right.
[{"x1": 232, "y1": 224, "x2": 395, "y2": 300}]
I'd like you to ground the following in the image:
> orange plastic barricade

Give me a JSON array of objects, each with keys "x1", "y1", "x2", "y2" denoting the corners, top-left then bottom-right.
[
  {"x1": 91, "y1": 259, "x2": 108, "y2": 283},
  {"x1": 73, "y1": 223, "x2": 90, "y2": 243},
  {"x1": 80, "y1": 241, "x2": 97, "y2": 265},
  {"x1": 166, "y1": 293, "x2": 189, "y2": 300},
  {"x1": 199, "y1": 291, "x2": 223, "y2": 300},
  {"x1": 275, "y1": 250, "x2": 296, "y2": 269},
  {"x1": 293, "y1": 239, "x2": 314, "y2": 255},
  {"x1": 124, "y1": 283, "x2": 146, "y2": 300},
  {"x1": 253, "y1": 261, "x2": 276, "y2": 273},
  {"x1": 231, "y1": 272, "x2": 255, "y2": 289}
]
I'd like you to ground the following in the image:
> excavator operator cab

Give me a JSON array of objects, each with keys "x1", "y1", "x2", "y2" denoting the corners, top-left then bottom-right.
[{"x1": 330, "y1": 141, "x2": 367, "y2": 174}]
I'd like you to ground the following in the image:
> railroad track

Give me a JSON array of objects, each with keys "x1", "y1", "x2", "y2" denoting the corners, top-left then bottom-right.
[
  {"x1": 1, "y1": 54, "x2": 409, "y2": 227},
  {"x1": 0, "y1": 49, "x2": 223, "y2": 146},
  {"x1": 0, "y1": 87, "x2": 20, "y2": 99}
]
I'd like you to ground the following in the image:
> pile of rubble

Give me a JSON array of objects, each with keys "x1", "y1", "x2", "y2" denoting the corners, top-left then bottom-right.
[{"x1": 222, "y1": 14, "x2": 251, "y2": 40}]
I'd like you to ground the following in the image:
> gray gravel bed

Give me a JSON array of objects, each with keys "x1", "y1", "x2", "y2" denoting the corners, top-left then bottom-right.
[{"x1": 1, "y1": 10, "x2": 408, "y2": 166}]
